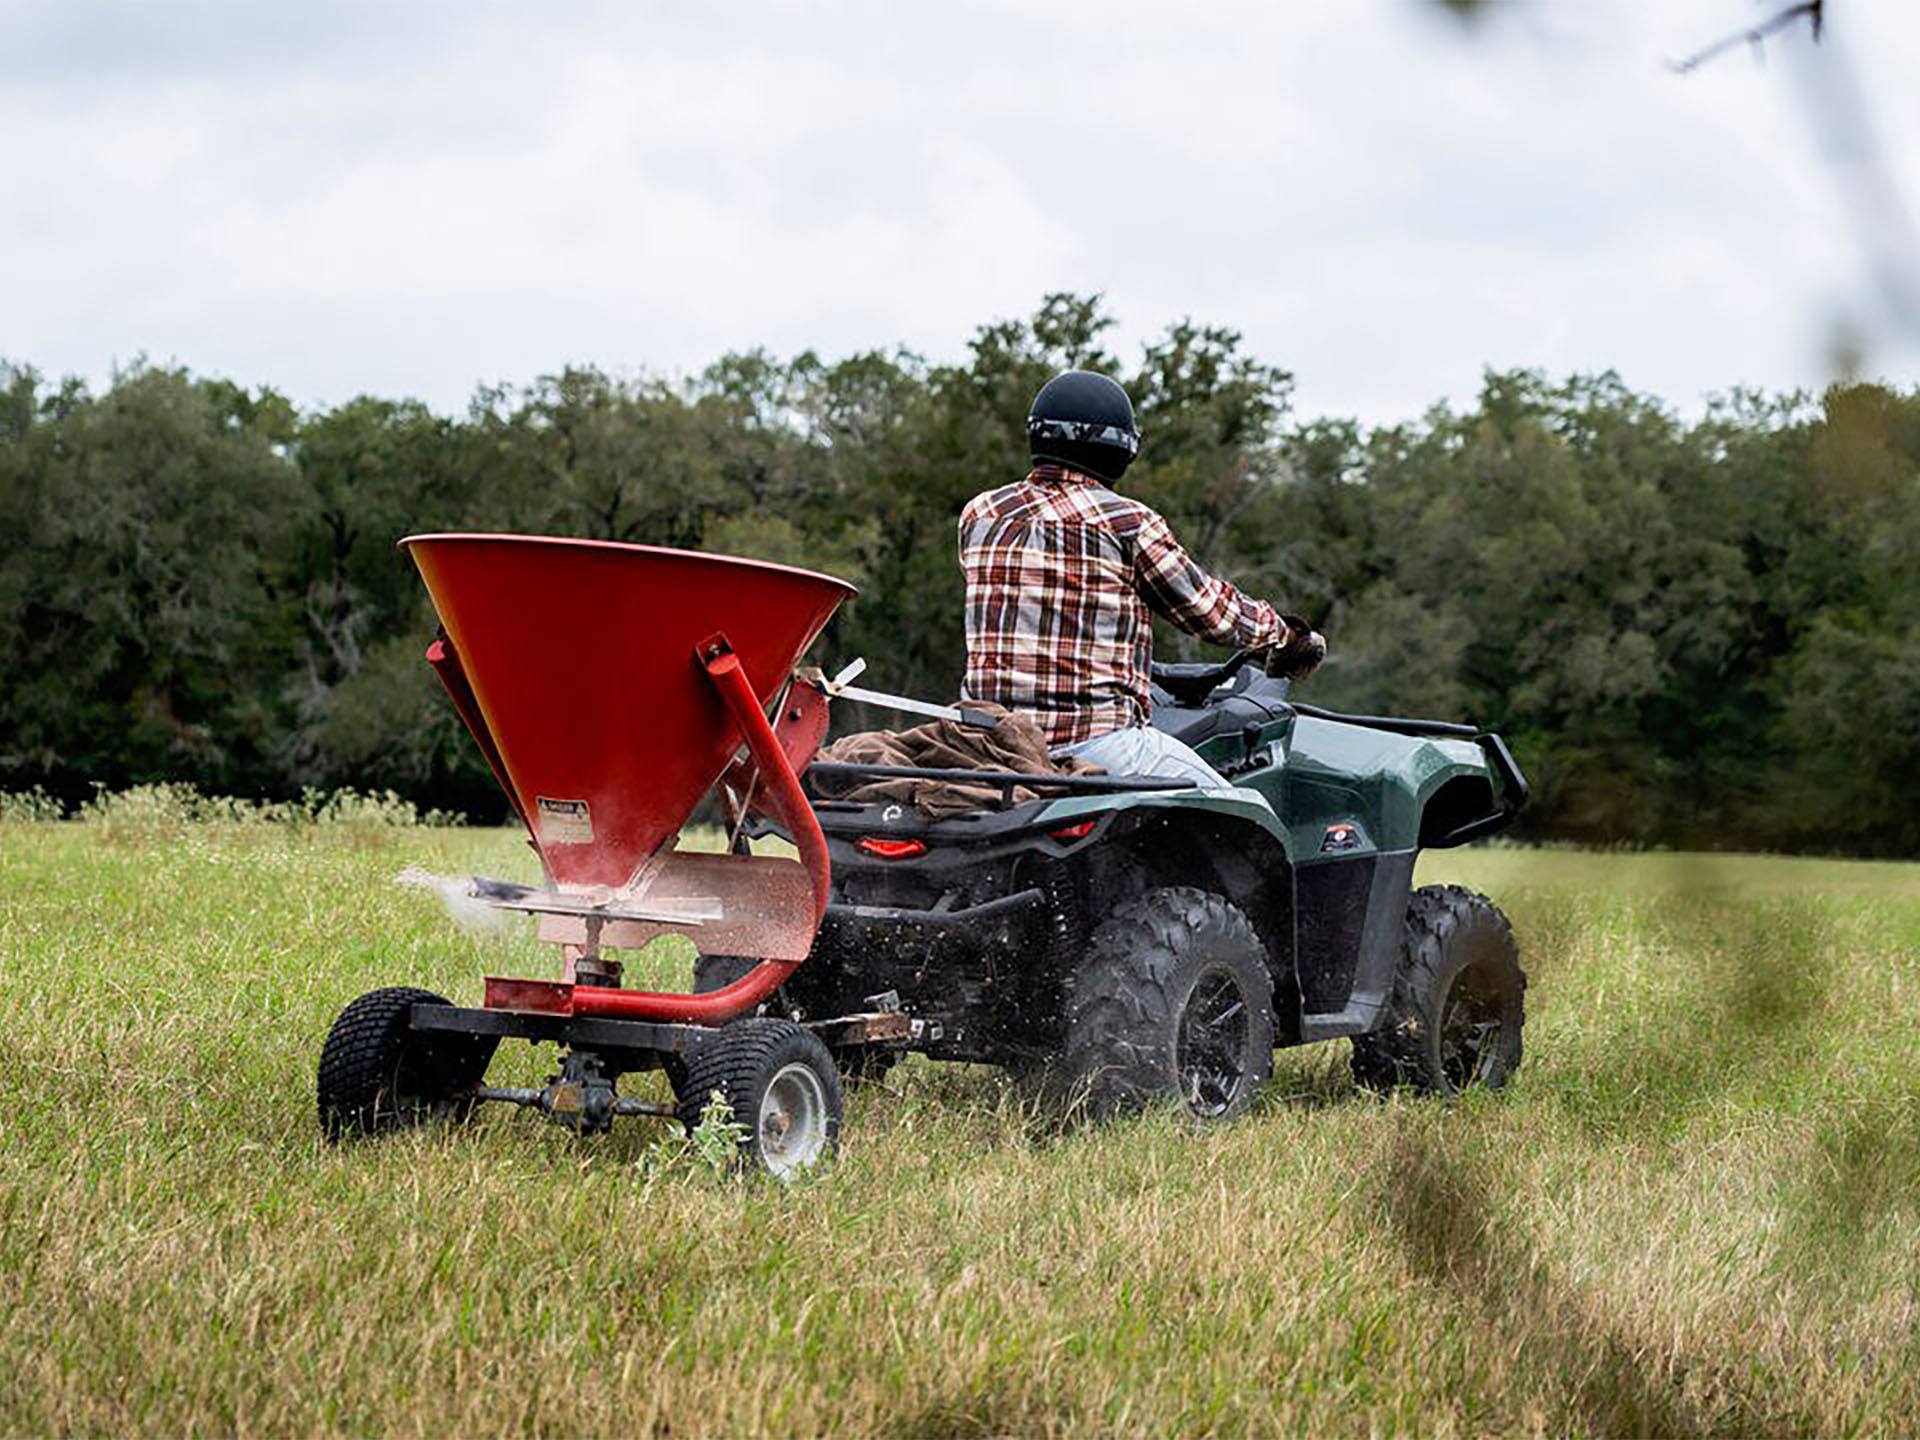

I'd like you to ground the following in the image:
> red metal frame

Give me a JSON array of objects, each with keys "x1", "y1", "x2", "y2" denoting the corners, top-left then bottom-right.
[
  {"x1": 556, "y1": 639, "x2": 831, "y2": 1023},
  {"x1": 477, "y1": 638, "x2": 834, "y2": 1025},
  {"x1": 400, "y1": 532, "x2": 856, "y2": 1029},
  {"x1": 717, "y1": 672, "x2": 832, "y2": 823},
  {"x1": 403, "y1": 532, "x2": 851, "y2": 892},
  {"x1": 425, "y1": 633, "x2": 534, "y2": 837}
]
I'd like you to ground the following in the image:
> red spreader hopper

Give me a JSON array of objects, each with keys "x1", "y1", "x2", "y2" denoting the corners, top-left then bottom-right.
[{"x1": 402, "y1": 533, "x2": 856, "y2": 1025}]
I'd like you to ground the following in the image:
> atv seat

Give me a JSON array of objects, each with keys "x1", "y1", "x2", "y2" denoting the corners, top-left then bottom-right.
[{"x1": 1148, "y1": 665, "x2": 1293, "y2": 747}]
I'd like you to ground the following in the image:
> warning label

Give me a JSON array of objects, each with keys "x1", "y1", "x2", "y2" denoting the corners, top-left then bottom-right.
[{"x1": 536, "y1": 796, "x2": 594, "y2": 845}]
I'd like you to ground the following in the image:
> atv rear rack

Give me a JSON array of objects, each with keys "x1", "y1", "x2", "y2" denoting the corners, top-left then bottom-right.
[{"x1": 804, "y1": 761, "x2": 1195, "y2": 811}]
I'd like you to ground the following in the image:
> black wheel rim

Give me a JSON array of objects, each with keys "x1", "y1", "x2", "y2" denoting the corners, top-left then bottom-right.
[
  {"x1": 386, "y1": 1038, "x2": 478, "y2": 1126},
  {"x1": 381, "y1": 1064, "x2": 440, "y2": 1126},
  {"x1": 1438, "y1": 964, "x2": 1506, "y2": 1090},
  {"x1": 1175, "y1": 966, "x2": 1253, "y2": 1118}
]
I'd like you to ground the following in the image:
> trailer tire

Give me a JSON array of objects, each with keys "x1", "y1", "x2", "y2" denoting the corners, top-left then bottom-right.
[
  {"x1": 317, "y1": 987, "x2": 497, "y2": 1141},
  {"x1": 1059, "y1": 886, "x2": 1274, "y2": 1122},
  {"x1": 1351, "y1": 885, "x2": 1525, "y2": 1097},
  {"x1": 673, "y1": 1018, "x2": 843, "y2": 1177},
  {"x1": 695, "y1": 954, "x2": 895, "y2": 1084}
]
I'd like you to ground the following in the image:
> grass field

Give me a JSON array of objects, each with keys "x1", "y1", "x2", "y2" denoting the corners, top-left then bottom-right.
[{"x1": 3, "y1": 812, "x2": 1917, "y2": 1437}]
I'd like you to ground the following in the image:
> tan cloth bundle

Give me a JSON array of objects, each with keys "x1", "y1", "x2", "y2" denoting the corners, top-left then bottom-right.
[{"x1": 812, "y1": 703, "x2": 1104, "y2": 818}]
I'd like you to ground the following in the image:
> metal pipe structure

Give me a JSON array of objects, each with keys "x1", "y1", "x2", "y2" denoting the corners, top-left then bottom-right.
[{"x1": 565, "y1": 638, "x2": 831, "y2": 1024}]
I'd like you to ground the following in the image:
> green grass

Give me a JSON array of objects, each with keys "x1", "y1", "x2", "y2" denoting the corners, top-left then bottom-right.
[{"x1": 2, "y1": 820, "x2": 1916, "y2": 1437}]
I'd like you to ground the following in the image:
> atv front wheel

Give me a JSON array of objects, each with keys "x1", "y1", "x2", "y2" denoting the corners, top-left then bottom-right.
[
  {"x1": 1060, "y1": 887, "x2": 1275, "y2": 1121},
  {"x1": 317, "y1": 987, "x2": 498, "y2": 1141},
  {"x1": 673, "y1": 1018, "x2": 844, "y2": 1177},
  {"x1": 1351, "y1": 885, "x2": 1525, "y2": 1097}
]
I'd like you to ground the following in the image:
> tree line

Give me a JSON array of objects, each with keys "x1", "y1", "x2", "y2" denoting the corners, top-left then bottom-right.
[{"x1": 3, "y1": 295, "x2": 1915, "y2": 853}]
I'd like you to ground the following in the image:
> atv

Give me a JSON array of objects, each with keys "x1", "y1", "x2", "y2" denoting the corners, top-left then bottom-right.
[
  {"x1": 322, "y1": 536, "x2": 1527, "y2": 1174},
  {"x1": 708, "y1": 645, "x2": 1532, "y2": 1119}
]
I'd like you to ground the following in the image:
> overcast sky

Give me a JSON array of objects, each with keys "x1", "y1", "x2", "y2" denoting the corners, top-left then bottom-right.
[{"x1": 6, "y1": 0, "x2": 1918, "y2": 425}]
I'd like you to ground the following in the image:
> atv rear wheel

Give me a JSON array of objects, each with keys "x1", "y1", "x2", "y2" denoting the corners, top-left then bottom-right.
[
  {"x1": 317, "y1": 987, "x2": 498, "y2": 1141},
  {"x1": 673, "y1": 1018, "x2": 844, "y2": 1177},
  {"x1": 1351, "y1": 885, "x2": 1525, "y2": 1097},
  {"x1": 1060, "y1": 887, "x2": 1275, "y2": 1121}
]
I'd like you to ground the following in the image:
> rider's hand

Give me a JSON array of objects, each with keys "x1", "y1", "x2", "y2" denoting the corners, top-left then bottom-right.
[{"x1": 1263, "y1": 615, "x2": 1327, "y2": 680}]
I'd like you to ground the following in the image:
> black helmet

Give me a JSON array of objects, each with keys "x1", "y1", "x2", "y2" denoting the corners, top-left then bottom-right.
[{"x1": 1028, "y1": 370, "x2": 1140, "y2": 484}]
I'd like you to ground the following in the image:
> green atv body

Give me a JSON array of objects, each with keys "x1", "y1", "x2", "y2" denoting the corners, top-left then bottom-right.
[{"x1": 730, "y1": 651, "x2": 1531, "y2": 1117}]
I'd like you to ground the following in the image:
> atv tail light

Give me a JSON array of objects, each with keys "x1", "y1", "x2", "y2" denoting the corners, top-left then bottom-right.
[
  {"x1": 857, "y1": 836, "x2": 926, "y2": 860},
  {"x1": 1048, "y1": 820, "x2": 1097, "y2": 841}
]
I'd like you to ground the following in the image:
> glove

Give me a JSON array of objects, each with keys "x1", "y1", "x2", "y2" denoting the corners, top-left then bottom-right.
[{"x1": 1263, "y1": 614, "x2": 1327, "y2": 680}]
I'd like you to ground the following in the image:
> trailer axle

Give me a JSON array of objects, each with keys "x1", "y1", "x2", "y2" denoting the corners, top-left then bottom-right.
[{"x1": 475, "y1": 1083, "x2": 676, "y2": 1124}]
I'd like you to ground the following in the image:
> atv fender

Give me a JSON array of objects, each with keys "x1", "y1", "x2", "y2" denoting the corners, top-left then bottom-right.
[
  {"x1": 1275, "y1": 723, "x2": 1524, "y2": 1038},
  {"x1": 1031, "y1": 789, "x2": 1305, "y2": 1043}
]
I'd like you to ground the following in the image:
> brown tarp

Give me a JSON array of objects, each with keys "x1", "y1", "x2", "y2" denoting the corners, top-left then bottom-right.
[{"x1": 811, "y1": 703, "x2": 1104, "y2": 818}]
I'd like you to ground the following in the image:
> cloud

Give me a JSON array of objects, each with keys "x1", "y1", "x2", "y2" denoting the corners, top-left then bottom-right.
[{"x1": 3, "y1": 0, "x2": 1916, "y2": 423}]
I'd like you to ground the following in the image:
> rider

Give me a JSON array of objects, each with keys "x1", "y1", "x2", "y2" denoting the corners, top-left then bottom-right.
[{"x1": 958, "y1": 369, "x2": 1325, "y2": 791}]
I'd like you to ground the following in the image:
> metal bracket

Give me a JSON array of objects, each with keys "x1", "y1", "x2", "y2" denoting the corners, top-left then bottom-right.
[{"x1": 813, "y1": 657, "x2": 1001, "y2": 729}]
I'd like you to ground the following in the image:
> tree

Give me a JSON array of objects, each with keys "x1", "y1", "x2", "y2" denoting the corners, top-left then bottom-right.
[{"x1": 2, "y1": 308, "x2": 1916, "y2": 854}]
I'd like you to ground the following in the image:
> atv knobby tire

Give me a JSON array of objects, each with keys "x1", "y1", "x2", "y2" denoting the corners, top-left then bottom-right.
[
  {"x1": 673, "y1": 1018, "x2": 844, "y2": 1177},
  {"x1": 317, "y1": 987, "x2": 498, "y2": 1141},
  {"x1": 1059, "y1": 886, "x2": 1275, "y2": 1121},
  {"x1": 1351, "y1": 884, "x2": 1525, "y2": 1097}
]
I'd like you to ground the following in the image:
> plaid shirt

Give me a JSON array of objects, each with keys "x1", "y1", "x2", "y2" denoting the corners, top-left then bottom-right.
[{"x1": 959, "y1": 465, "x2": 1284, "y2": 747}]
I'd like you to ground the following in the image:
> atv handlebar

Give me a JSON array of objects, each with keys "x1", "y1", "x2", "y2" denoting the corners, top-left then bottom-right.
[{"x1": 1148, "y1": 646, "x2": 1267, "y2": 706}]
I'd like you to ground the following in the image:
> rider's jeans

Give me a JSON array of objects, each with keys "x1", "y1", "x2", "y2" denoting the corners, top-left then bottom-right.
[{"x1": 1056, "y1": 725, "x2": 1272, "y2": 811}]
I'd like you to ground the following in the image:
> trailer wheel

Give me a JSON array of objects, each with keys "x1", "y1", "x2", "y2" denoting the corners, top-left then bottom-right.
[
  {"x1": 673, "y1": 1018, "x2": 843, "y2": 1177},
  {"x1": 317, "y1": 987, "x2": 497, "y2": 1141},
  {"x1": 1060, "y1": 886, "x2": 1274, "y2": 1122},
  {"x1": 695, "y1": 954, "x2": 895, "y2": 1085},
  {"x1": 1351, "y1": 885, "x2": 1525, "y2": 1097}
]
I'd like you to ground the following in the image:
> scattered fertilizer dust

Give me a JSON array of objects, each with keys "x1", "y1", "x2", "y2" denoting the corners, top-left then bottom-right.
[{"x1": 395, "y1": 866, "x2": 509, "y2": 937}]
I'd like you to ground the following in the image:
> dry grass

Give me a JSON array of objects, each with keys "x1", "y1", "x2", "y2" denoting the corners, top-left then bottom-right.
[{"x1": 1, "y1": 821, "x2": 1915, "y2": 1437}]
